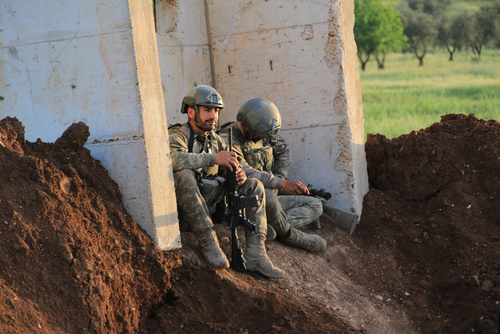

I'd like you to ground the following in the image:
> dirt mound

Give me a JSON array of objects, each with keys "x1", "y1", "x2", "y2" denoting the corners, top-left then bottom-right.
[
  {"x1": 359, "y1": 113, "x2": 500, "y2": 333},
  {"x1": 1, "y1": 113, "x2": 499, "y2": 334},
  {"x1": 0, "y1": 118, "x2": 181, "y2": 333},
  {"x1": 0, "y1": 117, "x2": 354, "y2": 334}
]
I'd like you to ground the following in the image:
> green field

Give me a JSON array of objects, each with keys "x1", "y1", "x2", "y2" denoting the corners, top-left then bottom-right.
[{"x1": 360, "y1": 49, "x2": 500, "y2": 139}]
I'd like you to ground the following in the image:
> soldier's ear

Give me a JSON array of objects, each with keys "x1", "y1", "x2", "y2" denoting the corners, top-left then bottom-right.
[{"x1": 187, "y1": 107, "x2": 196, "y2": 119}]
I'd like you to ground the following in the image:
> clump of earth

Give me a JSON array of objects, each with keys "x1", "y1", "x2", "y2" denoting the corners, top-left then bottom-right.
[{"x1": 0, "y1": 113, "x2": 499, "y2": 334}]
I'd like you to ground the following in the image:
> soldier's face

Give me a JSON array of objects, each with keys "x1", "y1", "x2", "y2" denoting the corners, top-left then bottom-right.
[
  {"x1": 241, "y1": 123, "x2": 265, "y2": 142},
  {"x1": 198, "y1": 106, "x2": 219, "y2": 128},
  {"x1": 248, "y1": 130, "x2": 265, "y2": 142},
  {"x1": 188, "y1": 106, "x2": 219, "y2": 130}
]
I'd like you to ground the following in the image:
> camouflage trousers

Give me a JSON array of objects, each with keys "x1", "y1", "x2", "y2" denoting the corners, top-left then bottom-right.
[
  {"x1": 264, "y1": 188, "x2": 323, "y2": 235},
  {"x1": 173, "y1": 169, "x2": 268, "y2": 235}
]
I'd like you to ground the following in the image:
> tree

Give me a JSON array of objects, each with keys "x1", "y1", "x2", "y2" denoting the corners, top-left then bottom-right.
[
  {"x1": 398, "y1": 0, "x2": 452, "y2": 66},
  {"x1": 406, "y1": 0, "x2": 451, "y2": 16},
  {"x1": 437, "y1": 13, "x2": 473, "y2": 61},
  {"x1": 354, "y1": 0, "x2": 382, "y2": 71},
  {"x1": 469, "y1": 6, "x2": 500, "y2": 56},
  {"x1": 403, "y1": 11, "x2": 439, "y2": 66},
  {"x1": 354, "y1": 0, "x2": 407, "y2": 70},
  {"x1": 374, "y1": 5, "x2": 408, "y2": 69}
]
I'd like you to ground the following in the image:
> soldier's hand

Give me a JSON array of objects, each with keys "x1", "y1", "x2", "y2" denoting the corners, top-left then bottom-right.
[
  {"x1": 282, "y1": 180, "x2": 309, "y2": 195},
  {"x1": 235, "y1": 167, "x2": 247, "y2": 185},
  {"x1": 215, "y1": 151, "x2": 239, "y2": 171}
]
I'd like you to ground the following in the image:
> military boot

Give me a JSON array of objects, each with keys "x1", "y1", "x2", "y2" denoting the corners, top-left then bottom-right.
[
  {"x1": 281, "y1": 227, "x2": 327, "y2": 253},
  {"x1": 243, "y1": 232, "x2": 285, "y2": 278},
  {"x1": 266, "y1": 225, "x2": 277, "y2": 241},
  {"x1": 198, "y1": 229, "x2": 230, "y2": 270}
]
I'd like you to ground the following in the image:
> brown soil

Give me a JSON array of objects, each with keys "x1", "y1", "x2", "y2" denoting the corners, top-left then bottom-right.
[{"x1": 1, "y1": 113, "x2": 499, "y2": 334}]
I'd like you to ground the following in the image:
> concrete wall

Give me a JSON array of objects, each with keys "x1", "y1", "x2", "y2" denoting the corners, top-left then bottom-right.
[
  {"x1": 155, "y1": 0, "x2": 213, "y2": 126},
  {"x1": 0, "y1": 0, "x2": 180, "y2": 250},
  {"x1": 157, "y1": 0, "x2": 368, "y2": 215},
  {"x1": 1, "y1": 0, "x2": 368, "y2": 251}
]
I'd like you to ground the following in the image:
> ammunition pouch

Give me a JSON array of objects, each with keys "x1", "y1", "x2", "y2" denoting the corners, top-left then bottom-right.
[{"x1": 246, "y1": 146, "x2": 274, "y2": 172}]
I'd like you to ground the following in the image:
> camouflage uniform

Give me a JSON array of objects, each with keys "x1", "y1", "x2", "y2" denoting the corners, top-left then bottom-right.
[
  {"x1": 219, "y1": 122, "x2": 323, "y2": 232},
  {"x1": 169, "y1": 123, "x2": 267, "y2": 235}
]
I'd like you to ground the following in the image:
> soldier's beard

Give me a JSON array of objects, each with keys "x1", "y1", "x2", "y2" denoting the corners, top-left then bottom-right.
[{"x1": 192, "y1": 112, "x2": 216, "y2": 132}]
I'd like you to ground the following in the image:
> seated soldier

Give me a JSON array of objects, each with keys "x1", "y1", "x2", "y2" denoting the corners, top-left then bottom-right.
[
  {"x1": 168, "y1": 86, "x2": 284, "y2": 278},
  {"x1": 219, "y1": 98, "x2": 326, "y2": 253}
]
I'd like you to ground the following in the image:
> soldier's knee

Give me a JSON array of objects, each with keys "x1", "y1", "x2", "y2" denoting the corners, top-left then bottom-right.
[
  {"x1": 264, "y1": 188, "x2": 280, "y2": 209},
  {"x1": 265, "y1": 188, "x2": 278, "y2": 200},
  {"x1": 174, "y1": 169, "x2": 197, "y2": 185},
  {"x1": 311, "y1": 197, "x2": 322, "y2": 208},
  {"x1": 246, "y1": 178, "x2": 265, "y2": 195},
  {"x1": 311, "y1": 197, "x2": 323, "y2": 217}
]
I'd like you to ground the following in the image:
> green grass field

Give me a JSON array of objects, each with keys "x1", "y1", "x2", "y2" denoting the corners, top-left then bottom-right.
[{"x1": 360, "y1": 49, "x2": 500, "y2": 139}]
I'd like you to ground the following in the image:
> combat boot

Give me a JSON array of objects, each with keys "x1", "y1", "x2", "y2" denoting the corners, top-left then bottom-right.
[
  {"x1": 198, "y1": 229, "x2": 230, "y2": 270},
  {"x1": 281, "y1": 227, "x2": 327, "y2": 253},
  {"x1": 266, "y1": 225, "x2": 277, "y2": 241},
  {"x1": 243, "y1": 232, "x2": 285, "y2": 278}
]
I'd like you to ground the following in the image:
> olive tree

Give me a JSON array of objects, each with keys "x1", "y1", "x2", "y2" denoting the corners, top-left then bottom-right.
[
  {"x1": 469, "y1": 6, "x2": 500, "y2": 56},
  {"x1": 354, "y1": 0, "x2": 407, "y2": 70},
  {"x1": 399, "y1": 7, "x2": 439, "y2": 66},
  {"x1": 437, "y1": 13, "x2": 473, "y2": 61},
  {"x1": 375, "y1": 5, "x2": 408, "y2": 69}
]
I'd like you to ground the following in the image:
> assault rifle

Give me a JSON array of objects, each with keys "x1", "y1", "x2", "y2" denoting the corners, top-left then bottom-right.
[
  {"x1": 212, "y1": 127, "x2": 260, "y2": 273},
  {"x1": 307, "y1": 185, "x2": 360, "y2": 235}
]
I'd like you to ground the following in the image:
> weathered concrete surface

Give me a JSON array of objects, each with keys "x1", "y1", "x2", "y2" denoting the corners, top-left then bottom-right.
[
  {"x1": 155, "y1": 0, "x2": 368, "y2": 215},
  {"x1": 1, "y1": 0, "x2": 367, "y2": 249},
  {"x1": 155, "y1": 0, "x2": 213, "y2": 126},
  {"x1": 208, "y1": 0, "x2": 368, "y2": 214},
  {"x1": 338, "y1": 0, "x2": 368, "y2": 211},
  {"x1": 0, "y1": 2, "x2": 141, "y2": 141},
  {"x1": 127, "y1": 0, "x2": 180, "y2": 250},
  {"x1": 0, "y1": 0, "x2": 180, "y2": 250}
]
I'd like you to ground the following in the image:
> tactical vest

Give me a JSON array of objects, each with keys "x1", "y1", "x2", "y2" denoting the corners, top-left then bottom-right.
[
  {"x1": 168, "y1": 123, "x2": 219, "y2": 177},
  {"x1": 219, "y1": 122, "x2": 274, "y2": 173}
]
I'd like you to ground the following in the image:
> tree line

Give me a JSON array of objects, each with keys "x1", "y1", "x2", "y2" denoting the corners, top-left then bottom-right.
[{"x1": 354, "y1": 0, "x2": 500, "y2": 69}]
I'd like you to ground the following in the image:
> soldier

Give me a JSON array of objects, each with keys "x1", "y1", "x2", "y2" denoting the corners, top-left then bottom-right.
[
  {"x1": 168, "y1": 86, "x2": 284, "y2": 278},
  {"x1": 219, "y1": 98, "x2": 326, "y2": 253}
]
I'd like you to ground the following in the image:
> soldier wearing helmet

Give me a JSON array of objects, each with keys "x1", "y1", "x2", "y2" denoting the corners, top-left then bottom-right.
[
  {"x1": 219, "y1": 98, "x2": 326, "y2": 253},
  {"x1": 168, "y1": 86, "x2": 284, "y2": 278},
  {"x1": 180, "y1": 85, "x2": 224, "y2": 132}
]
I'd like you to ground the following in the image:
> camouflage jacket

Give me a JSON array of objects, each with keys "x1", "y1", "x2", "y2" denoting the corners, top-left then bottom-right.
[
  {"x1": 218, "y1": 122, "x2": 292, "y2": 189},
  {"x1": 168, "y1": 123, "x2": 225, "y2": 177},
  {"x1": 272, "y1": 135, "x2": 291, "y2": 179}
]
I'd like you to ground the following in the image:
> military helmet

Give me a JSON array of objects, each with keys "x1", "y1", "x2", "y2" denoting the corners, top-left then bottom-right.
[
  {"x1": 237, "y1": 98, "x2": 282, "y2": 141},
  {"x1": 181, "y1": 85, "x2": 224, "y2": 114}
]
